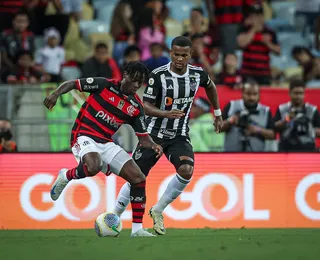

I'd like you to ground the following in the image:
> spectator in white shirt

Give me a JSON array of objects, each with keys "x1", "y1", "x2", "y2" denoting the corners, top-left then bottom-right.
[{"x1": 36, "y1": 27, "x2": 65, "y2": 83}]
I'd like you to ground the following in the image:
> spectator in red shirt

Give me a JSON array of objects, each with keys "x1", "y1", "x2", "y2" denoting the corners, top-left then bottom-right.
[
  {"x1": 0, "y1": 11, "x2": 35, "y2": 71},
  {"x1": 218, "y1": 53, "x2": 243, "y2": 89},
  {"x1": 237, "y1": 5, "x2": 280, "y2": 85},
  {"x1": 205, "y1": 0, "x2": 257, "y2": 55},
  {"x1": 81, "y1": 43, "x2": 122, "y2": 81},
  {"x1": 2, "y1": 50, "x2": 49, "y2": 84}
]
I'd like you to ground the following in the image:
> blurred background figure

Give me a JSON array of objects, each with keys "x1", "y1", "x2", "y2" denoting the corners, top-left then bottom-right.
[
  {"x1": 144, "y1": 43, "x2": 169, "y2": 71},
  {"x1": 274, "y1": 79, "x2": 320, "y2": 152},
  {"x1": 237, "y1": 5, "x2": 280, "y2": 86},
  {"x1": 0, "y1": 119, "x2": 17, "y2": 153},
  {"x1": 292, "y1": 46, "x2": 320, "y2": 84},
  {"x1": 189, "y1": 97, "x2": 224, "y2": 152},
  {"x1": 120, "y1": 45, "x2": 142, "y2": 73},
  {"x1": 205, "y1": 0, "x2": 257, "y2": 56},
  {"x1": 136, "y1": 7, "x2": 165, "y2": 61},
  {"x1": 190, "y1": 34, "x2": 215, "y2": 80},
  {"x1": 2, "y1": 50, "x2": 49, "y2": 84},
  {"x1": 222, "y1": 80, "x2": 275, "y2": 152},
  {"x1": 35, "y1": 27, "x2": 65, "y2": 82},
  {"x1": 110, "y1": 0, "x2": 135, "y2": 65},
  {"x1": 81, "y1": 42, "x2": 121, "y2": 80},
  {"x1": 218, "y1": 53, "x2": 243, "y2": 89},
  {"x1": 0, "y1": 11, "x2": 35, "y2": 72},
  {"x1": 119, "y1": 45, "x2": 141, "y2": 73}
]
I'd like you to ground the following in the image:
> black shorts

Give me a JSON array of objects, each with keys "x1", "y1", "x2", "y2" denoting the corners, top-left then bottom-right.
[{"x1": 133, "y1": 136, "x2": 194, "y2": 177}]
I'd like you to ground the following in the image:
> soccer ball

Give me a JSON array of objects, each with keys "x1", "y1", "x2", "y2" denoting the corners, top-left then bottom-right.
[{"x1": 94, "y1": 212, "x2": 122, "y2": 237}]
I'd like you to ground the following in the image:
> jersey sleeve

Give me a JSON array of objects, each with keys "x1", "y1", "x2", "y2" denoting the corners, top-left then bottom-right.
[
  {"x1": 143, "y1": 72, "x2": 161, "y2": 104},
  {"x1": 199, "y1": 70, "x2": 213, "y2": 89},
  {"x1": 76, "y1": 77, "x2": 107, "y2": 93},
  {"x1": 130, "y1": 108, "x2": 149, "y2": 136}
]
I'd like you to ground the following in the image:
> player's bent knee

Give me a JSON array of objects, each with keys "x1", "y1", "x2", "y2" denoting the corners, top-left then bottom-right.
[
  {"x1": 120, "y1": 160, "x2": 145, "y2": 184},
  {"x1": 83, "y1": 154, "x2": 102, "y2": 176},
  {"x1": 177, "y1": 164, "x2": 194, "y2": 180},
  {"x1": 127, "y1": 166, "x2": 145, "y2": 184}
]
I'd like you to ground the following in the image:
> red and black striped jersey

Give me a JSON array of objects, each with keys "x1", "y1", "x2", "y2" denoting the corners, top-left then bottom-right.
[
  {"x1": 70, "y1": 77, "x2": 148, "y2": 146},
  {"x1": 0, "y1": 0, "x2": 24, "y2": 14},
  {"x1": 239, "y1": 25, "x2": 278, "y2": 77},
  {"x1": 218, "y1": 71, "x2": 243, "y2": 88},
  {"x1": 213, "y1": 0, "x2": 254, "y2": 25}
]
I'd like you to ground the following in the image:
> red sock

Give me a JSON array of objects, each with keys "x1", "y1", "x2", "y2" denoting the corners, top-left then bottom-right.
[
  {"x1": 130, "y1": 181, "x2": 146, "y2": 223},
  {"x1": 66, "y1": 163, "x2": 89, "y2": 181}
]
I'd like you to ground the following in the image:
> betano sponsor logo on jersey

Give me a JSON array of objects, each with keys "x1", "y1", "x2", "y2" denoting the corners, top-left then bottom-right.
[{"x1": 165, "y1": 96, "x2": 194, "y2": 106}]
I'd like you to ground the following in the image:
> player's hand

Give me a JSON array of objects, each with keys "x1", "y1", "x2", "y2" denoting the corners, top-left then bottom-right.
[
  {"x1": 165, "y1": 109, "x2": 185, "y2": 119},
  {"x1": 43, "y1": 93, "x2": 59, "y2": 110},
  {"x1": 214, "y1": 116, "x2": 223, "y2": 133},
  {"x1": 152, "y1": 144, "x2": 163, "y2": 158},
  {"x1": 227, "y1": 114, "x2": 239, "y2": 125},
  {"x1": 245, "y1": 125, "x2": 262, "y2": 136}
]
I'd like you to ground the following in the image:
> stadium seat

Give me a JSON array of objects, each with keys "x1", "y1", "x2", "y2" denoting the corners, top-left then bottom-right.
[
  {"x1": 265, "y1": 18, "x2": 295, "y2": 33},
  {"x1": 61, "y1": 67, "x2": 82, "y2": 81},
  {"x1": 92, "y1": 0, "x2": 115, "y2": 9},
  {"x1": 271, "y1": 1, "x2": 296, "y2": 26},
  {"x1": 306, "y1": 80, "x2": 320, "y2": 88},
  {"x1": 35, "y1": 36, "x2": 45, "y2": 50},
  {"x1": 89, "y1": 32, "x2": 114, "y2": 55},
  {"x1": 277, "y1": 32, "x2": 309, "y2": 56},
  {"x1": 235, "y1": 50, "x2": 243, "y2": 69},
  {"x1": 96, "y1": 3, "x2": 116, "y2": 24},
  {"x1": 164, "y1": 18, "x2": 183, "y2": 37},
  {"x1": 81, "y1": 1, "x2": 94, "y2": 20},
  {"x1": 79, "y1": 20, "x2": 110, "y2": 42},
  {"x1": 166, "y1": 1, "x2": 195, "y2": 22}
]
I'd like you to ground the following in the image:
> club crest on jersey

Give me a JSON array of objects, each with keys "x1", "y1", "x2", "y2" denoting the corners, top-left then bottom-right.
[
  {"x1": 117, "y1": 100, "x2": 125, "y2": 109},
  {"x1": 134, "y1": 149, "x2": 142, "y2": 160},
  {"x1": 148, "y1": 78, "x2": 155, "y2": 86},
  {"x1": 190, "y1": 78, "x2": 197, "y2": 91},
  {"x1": 127, "y1": 105, "x2": 136, "y2": 116},
  {"x1": 86, "y1": 77, "x2": 94, "y2": 84}
]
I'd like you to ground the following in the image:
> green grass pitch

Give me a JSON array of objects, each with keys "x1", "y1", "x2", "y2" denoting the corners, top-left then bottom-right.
[{"x1": 1, "y1": 229, "x2": 319, "y2": 260}]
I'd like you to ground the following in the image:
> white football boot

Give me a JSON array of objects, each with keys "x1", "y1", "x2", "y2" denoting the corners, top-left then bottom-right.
[
  {"x1": 130, "y1": 229, "x2": 156, "y2": 237},
  {"x1": 149, "y1": 207, "x2": 166, "y2": 235},
  {"x1": 50, "y1": 168, "x2": 69, "y2": 201}
]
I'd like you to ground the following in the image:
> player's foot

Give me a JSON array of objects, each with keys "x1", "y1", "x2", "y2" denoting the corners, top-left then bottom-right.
[
  {"x1": 149, "y1": 207, "x2": 166, "y2": 235},
  {"x1": 130, "y1": 229, "x2": 156, "y2": 237},
  {"x1": 50, "y1": 168, "x2": 69, "y2": 201}
]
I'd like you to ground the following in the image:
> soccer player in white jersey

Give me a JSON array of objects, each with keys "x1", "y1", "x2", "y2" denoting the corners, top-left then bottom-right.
[{"x1": 113, "y1": 36, "x2": 223, "y2": 235}]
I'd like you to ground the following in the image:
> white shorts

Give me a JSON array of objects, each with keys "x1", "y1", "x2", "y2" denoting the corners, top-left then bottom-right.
[{"x1": 71, "y1": 136, "x2": 132, "y2": 175}]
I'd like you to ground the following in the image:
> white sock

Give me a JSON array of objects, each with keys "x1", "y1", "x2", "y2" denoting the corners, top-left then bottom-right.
[
  {"x1": 153, "y1": 174, "x2": 190, "y2": 213},
  {"x1": 131, "y1": 222, "x2": 143, "y2": 234},
  {"x1": 114, "y1": 182, "x2": 131, "y2": 216}
]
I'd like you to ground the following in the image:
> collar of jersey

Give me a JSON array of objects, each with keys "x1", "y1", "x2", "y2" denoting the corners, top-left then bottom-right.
[{"x1": 167, "y1": 62, "x2": 189, "y2": 78}]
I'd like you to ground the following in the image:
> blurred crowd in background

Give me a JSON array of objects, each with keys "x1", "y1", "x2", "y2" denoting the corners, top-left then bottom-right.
[{"x1": 1, "y1": 0, "x2": 320, "y2": 153}]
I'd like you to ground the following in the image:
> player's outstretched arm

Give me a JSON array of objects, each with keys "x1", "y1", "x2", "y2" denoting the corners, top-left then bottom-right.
[
  {"x1": 205, "y1": 81, "x2": 223, "y2": 133},
  {"x1": 43, "y1": 80, "x2": 77, "y2": 110},
  {"x1": 137, "y1": 135, "x2": 163, "y2": 158},
  {"x1": 144, "y1": 101, "x2": 185, "y2": 119}
]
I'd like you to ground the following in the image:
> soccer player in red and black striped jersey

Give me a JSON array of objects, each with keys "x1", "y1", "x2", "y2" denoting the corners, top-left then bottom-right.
[
  {"x1": 43, "y1": 62, "x2": 163, "y2": 237},
  {"x1": 237, "y1": 5, "x2": 280, "y2": 85}
]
